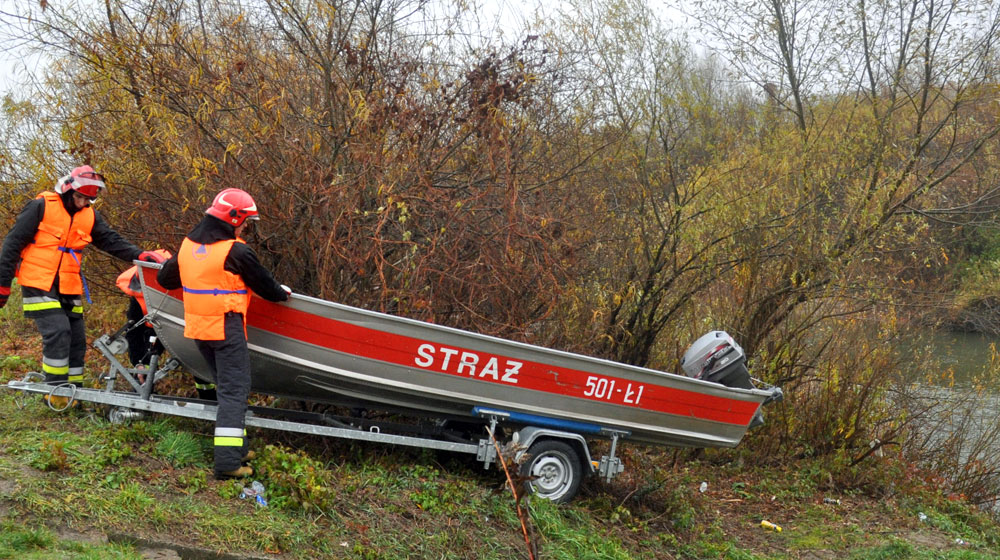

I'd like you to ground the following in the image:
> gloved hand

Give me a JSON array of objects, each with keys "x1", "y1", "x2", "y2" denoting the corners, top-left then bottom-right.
[
  {"x1": 138, "y1": 250, "x2": 168, "y2": 264},
  {"x1": 0, "y1": 286, "x2": 9, "y2": 309}
]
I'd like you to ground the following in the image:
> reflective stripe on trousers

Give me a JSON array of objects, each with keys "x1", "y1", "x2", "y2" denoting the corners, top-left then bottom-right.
[
  {"x1": 214, "y1": 427, "x2": 244, "y2": 447},
  {"x1": 195, "y1": 312, "x2": 251, "y2": 472},
  {"x1": 34, "y1": 308, "x2": 86, "y2": 385}
]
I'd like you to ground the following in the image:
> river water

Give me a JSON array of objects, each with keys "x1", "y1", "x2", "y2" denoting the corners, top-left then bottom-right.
[
  {"x1": 898, "y1": 329, "x2": 1000, "y2": 511},
  {"x1": 901, "y1": 329, "x2": 998, "y2": 384}
]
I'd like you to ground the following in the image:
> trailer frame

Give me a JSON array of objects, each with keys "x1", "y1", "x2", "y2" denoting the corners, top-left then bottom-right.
[{"x1": 4, "y1": 320, "x2": 628, "y2": 502}]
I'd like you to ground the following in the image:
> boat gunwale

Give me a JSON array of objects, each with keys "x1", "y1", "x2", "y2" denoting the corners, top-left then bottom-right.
[{"x1": 136, "y1": 262, "x2": 777, "y2": 403}]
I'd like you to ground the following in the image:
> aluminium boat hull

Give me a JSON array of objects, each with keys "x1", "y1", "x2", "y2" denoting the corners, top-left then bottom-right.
[{"x1": 137, "y1": 263, "x2": 777, "y2": 448}]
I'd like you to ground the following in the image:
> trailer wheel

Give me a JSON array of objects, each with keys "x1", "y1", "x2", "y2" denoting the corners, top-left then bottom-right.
[
  {"x1": 108, "y1": 407, "x2": 144, "y2": 424},
  {"x1": 520, "y1": 439, "x2": 583, "y2": 503}
]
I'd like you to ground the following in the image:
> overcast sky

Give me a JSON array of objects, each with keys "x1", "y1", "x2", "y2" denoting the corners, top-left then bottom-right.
[
  {"x1": 0, "y1": 0, "x2": 690, "y2": 97},
  {"x1": 0, "y1": 0, "x2": 48, "y2": 97}
]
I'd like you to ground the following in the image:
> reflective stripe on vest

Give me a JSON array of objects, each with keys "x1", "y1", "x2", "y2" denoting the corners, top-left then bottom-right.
[
  {"x1": 59, "y1": 246, "x2": 92, "y2": 304},
  {"x1": 16, "y1": 191, "x2": 95, "y2": 294},
  {"x1": 177, "y1": 238, "x2": 250, "y2": 341}
]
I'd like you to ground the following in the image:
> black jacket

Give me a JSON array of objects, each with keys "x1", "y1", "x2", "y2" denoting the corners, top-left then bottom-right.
[
  {"x1": 0, "y1": 192, "x2": 143, "y2": 289},
  {"x1": 157, "y1": 215, "x2": 288, "y2": 303}
]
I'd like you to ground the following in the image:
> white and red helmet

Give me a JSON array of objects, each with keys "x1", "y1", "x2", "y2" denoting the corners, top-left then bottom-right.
[
  {"x1": 57, "y1": 165, "x2": 107, "y2": 203},
  {"x1": 205, "y1": 188, "x2": 259, "y2": 227}
]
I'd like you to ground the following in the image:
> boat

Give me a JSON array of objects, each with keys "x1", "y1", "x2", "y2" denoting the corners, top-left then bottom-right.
[{"x1": 135, "y1": 262, "x2": 781, "y2": 450}]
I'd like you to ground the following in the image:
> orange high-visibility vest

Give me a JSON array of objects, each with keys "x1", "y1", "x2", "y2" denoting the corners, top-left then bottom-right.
[
  {"x1": 177, "y1": 238, "x2": 250, "y2": 341},
  {"x1": 17, "y1": 191, "x2": 95, "y2": 294}
]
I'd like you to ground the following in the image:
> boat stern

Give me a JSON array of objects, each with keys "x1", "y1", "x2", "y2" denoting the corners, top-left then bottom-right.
[{"x1": 682, "y1": 330, "x2": 783, "y2": 430}]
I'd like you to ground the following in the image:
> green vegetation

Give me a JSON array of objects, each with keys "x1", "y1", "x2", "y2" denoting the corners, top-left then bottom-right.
[
  {"x1": 3, "y1": 0, "x2": 1000, "y2": 557},
  {"x1": 0, "y1": 521, "x2": 142, "y2": 559},
  {"x1": 0, "y1": 367, "x2": 998, "y2": 558}
]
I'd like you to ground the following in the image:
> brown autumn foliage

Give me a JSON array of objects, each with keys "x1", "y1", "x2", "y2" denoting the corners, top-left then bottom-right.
[{"x1": 11, "y1": 1, "x2": 590, "y2": 339}]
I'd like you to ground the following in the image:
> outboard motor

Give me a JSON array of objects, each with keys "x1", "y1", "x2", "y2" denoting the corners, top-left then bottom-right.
[{"x1": 681, "y1": 331, "x2": 753, "y2": 390}]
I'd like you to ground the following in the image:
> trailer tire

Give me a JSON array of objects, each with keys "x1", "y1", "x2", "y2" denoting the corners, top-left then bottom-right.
[{"x1": 520, "y1": 439, "x2": 583, "y2": 503}]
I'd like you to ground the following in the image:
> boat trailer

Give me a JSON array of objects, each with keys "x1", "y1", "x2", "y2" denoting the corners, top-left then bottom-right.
[{"x1": 5, "y1": 320, "x2": 627, "y2": 502}]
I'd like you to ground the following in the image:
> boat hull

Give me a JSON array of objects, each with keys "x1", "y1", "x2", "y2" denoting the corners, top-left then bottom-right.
[{"x1": 137, "y1": 263, "x2": 776, "y2": 448}]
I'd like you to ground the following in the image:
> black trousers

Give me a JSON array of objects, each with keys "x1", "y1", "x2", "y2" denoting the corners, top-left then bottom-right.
[
  {"x1": 194, "y1": 312, "x2": 251, "y2": 473},
  {"x1": 126, "y1": 298, "x2": 214, "y2": 399},
  {"x1": 28, "y1": 291, "x2": 86, "y2": 386},
  {"x1": 125, "y1": 298, "x2": 159, "y2": 366}
]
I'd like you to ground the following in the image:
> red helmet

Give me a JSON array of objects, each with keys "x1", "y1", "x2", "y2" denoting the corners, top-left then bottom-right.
[
  {"x1": 61, "y1": 165, "x2": 107, "y2": 202},
  {"x1": 205, "y1": 188, "x2": 259, "y2": 227}
]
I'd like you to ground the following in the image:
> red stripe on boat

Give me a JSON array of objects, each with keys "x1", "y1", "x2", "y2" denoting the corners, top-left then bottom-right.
[{"x1": 246, "y1": 297, "x2": 758, "y2": 426}]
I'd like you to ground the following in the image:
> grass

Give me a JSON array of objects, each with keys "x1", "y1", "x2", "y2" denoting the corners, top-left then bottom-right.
[
  {"x1": 0, "y1": 310, "x2": 999, "y2": 558},
  {"x1": 0, "y1": 521, "x2": 143, "y2": 559},
  {"x1": 0, "y1": 391, "x2": 999, "y2": 559}
]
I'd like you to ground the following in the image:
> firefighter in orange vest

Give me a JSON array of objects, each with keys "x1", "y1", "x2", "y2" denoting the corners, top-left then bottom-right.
[
  {"x1": 115, "y1": 252, "x2": 169, "y2": 368},
  {"x1": 156, "y1": 188, "x2": 290, "y2": 479},
  {"x1": 114, "y1": 249, "x2": 221, "y2": 396},
  {"x1": 115, "y1": 250, "x2": 217, "y2": 399},
  {"x1": 0, "y1": 166, "x2": 166, "y2": 391}
]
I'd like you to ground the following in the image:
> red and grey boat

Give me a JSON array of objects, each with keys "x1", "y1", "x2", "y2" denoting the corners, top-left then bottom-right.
[
  {"x1": 6, "y1": 262, "x2": 782, "y2": 502},
  {"x1": 135, "y1": 262, "x2": 782, "y2": 450}
]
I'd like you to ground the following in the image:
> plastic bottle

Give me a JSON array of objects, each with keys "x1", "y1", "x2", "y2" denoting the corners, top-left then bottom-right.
[
  {"x1": 823, "y1": 498, "x2": 841, "y2": 505},
  {"x1": 699, "y1": 482, "x2": 708, "y2": 493},
  {"x1": 760, "y1": 520, "x2": 782, "y2": 532},
  {"x1": 251, "y1": 480, "x2": 265, "y2": 496}
]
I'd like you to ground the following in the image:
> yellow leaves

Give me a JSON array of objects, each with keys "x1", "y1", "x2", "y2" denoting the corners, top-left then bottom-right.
[
  {"x1": 423, "y1": 77, "x2": 441, "y2": 92},
  {"x1": 396, "y1": 201, "x2": 409, "y2": 224},
  {"x1": 188, "y1": 66, "x2": 203, "y2": 88},
  {"x1": 348, "y1": 89, "x2": 370, "y2": 122},
  {"x1": 262, "y1": 96, "x2": 281, "y2": 111},
  {"x1": 190, "y1": 157, "x2": 218, "y2": 178},
  {"x1": 213, "y1": 77, "x2": 231, "y2": 96}
]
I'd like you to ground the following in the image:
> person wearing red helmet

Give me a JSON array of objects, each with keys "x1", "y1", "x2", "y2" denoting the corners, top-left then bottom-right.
[
  {"x1": 0, "y1": 165, "x2": 166, "y2": 396},
  {"x1": 157, "y1": 188, "x2": 290, "y2": 479}
]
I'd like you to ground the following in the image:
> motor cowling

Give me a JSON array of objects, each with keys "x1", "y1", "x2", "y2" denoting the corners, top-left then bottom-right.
[{"x1": 680, "y1": 331, "x2": 753, "y2": 390}]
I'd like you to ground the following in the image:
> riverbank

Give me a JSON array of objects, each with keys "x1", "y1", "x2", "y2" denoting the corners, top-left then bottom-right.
[
  {"x1": 1, "y1": 316, "x2": 999, "y2": 558},
  {"x1": 1, "y1": 389, "x2": 998, "y2": 558}
]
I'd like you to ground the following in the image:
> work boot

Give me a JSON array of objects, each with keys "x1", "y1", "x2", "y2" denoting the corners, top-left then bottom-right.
[
  {"x1": 241, "y1": 450, "x2": 257, "y2": 463},
  {"x1": 42, "y1": 394, "x2": 77, "y2": 409},
  {"x1": 214, "y1": 465, "x2": 253, "y2": 480}
]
